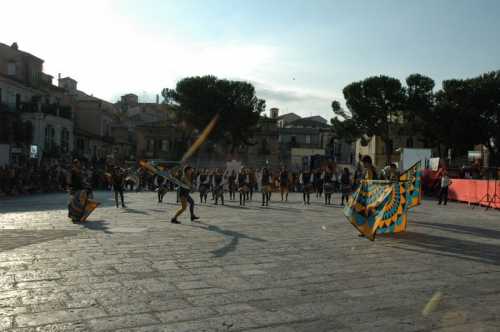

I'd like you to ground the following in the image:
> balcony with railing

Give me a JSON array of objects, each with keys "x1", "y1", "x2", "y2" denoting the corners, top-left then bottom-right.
[
  {"x1": 59, "y1": 106, "x2": 73, "y2": 120},
  {"x1": 18, "y1": 102, "x2": 73, "y2": 120},
  {"x1": 41, "y1": 103, "x2": 58, "y2": 116},
  {"x1": 19, "y1": 101, "x2": 39, "y2": 113}
]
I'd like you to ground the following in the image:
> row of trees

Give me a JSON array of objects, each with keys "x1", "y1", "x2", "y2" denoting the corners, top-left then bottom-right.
[
  {"x1": 162, "y1": 75, "x2": 265, "y2": 155},
  {"x1": 331, "y1": 71, "x2": 500, "y2": 166}
]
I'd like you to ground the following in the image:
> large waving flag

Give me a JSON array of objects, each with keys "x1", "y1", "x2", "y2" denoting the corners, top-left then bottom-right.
[
  {"x1": 344, "y1": 162, "x2": 422, "y2": 241},
  {"x1": 399, "y1": 161, "x2": 422, "y2": 209}
]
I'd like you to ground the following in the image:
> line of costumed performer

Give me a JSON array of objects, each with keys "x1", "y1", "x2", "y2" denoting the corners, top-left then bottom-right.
[{"x1": 68, "y1": 159, "x2": 100, "y2": 223}]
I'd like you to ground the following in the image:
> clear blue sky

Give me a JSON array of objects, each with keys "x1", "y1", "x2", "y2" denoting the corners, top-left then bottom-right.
[{"x1": 2, "y1": 0, "x2": 499, "y2": 119}]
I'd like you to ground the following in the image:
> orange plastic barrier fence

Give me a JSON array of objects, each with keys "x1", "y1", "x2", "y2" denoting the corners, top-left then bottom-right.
[{"x1": 448, "y1": 179, "x2": 500, "y2": 209}]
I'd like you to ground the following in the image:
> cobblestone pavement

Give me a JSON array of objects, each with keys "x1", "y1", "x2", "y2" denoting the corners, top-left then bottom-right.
[{"x1": 0, "y1": 191, "x2": 499, "y2": 331}]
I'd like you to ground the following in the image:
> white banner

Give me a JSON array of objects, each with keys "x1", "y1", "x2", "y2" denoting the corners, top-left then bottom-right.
[{"x1": 429, "y1": 158, "x2": 440, "y2": 171}]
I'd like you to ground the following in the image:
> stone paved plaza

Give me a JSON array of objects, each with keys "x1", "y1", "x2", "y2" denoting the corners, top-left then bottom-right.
[{"x1": 0, "y1": 191, "x2": 499, "y2": 331}]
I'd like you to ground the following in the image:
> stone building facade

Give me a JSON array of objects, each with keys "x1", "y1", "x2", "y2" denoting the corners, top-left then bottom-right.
[{"x1": 0, "y1": 42, "x2": 74, "y2": 162}]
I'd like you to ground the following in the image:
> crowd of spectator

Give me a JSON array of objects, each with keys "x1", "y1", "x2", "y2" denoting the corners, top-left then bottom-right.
[{"x1": 0, "y1": 160, "x2": 112, "y2": 197}]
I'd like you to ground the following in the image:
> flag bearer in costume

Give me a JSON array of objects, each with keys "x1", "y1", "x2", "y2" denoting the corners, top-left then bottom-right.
[
  {"x1": 174, "y1": 170, "x2": 182, "y2": 203},
  {"x1": 238, "y1": 168, "x2": 249, "y2": 206},
  {"x1": 228, "y1": 170, "x2": 237, "y2": 201},
  {"x1": 261, "y1": 167, "x2": 272, "y2": 206},
  {"x1": 323, "y1": 166, "x2": 335, "y2": 205},
  {"x1": 387, "y1": 163, "x2": 399, "y2": 181},
  {"x1": 111, "y1": 166, "x2": 126, "y2": 208},
  {"x1": 300, "y1": 169, "x2": 314, "y2": 205},
  {"x1": 197, "y1": 169, "x2": 210, "y2": 204},
  {"x1": 362, "y1": 155, "x2": 377, "y2": 180},
  {"x1": 357, "y1": 155, "x2": 378, "y2": 237},
  {"x1": 279, "y1": 166, "x2": 290, "y2": 202},
  {"x1": 340, "y1": 167, "x2": 352, "y2": 206},
  {"x1": 212, "y1": 168, "x2": 225, "y2": 205},
  {"x1": 353, "y1": 161, "x2": 363, "y2": 191},
  {"x1": 171, "y1": 166, "x2": 199, "y2": 224},
  {"x1": 68, "y1": 159, "x2": 100, "y2": 223}
]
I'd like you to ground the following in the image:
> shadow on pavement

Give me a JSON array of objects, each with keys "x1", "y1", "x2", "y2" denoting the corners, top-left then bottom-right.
[
  {"x1": 412, "y1": 221, "x2": 500, "y2": 241},
  {"x1": 381, "y1": 231, "x2": 500, "y2": 266},
  {"x1": 149, "y1": 209, "x2": 168, "y2": 213},
  {"x1": 221, "y1": 204, "x2": 249, "y2": 210},
  {"x1": 0, "y1": 229, "x2": 81, "y2": 252},
  {"x1": 0, "y1": 192, "x2": 117, "y2": 213},
  {"x1": 187, "y1": 222, "x2": 266, "y2": 257},
  {"x1": 121, "y1": 208, "x2": 150, "y2": 216},
  {"x1": 80, "y1": 220, "x2": 113, "y2": 234}
]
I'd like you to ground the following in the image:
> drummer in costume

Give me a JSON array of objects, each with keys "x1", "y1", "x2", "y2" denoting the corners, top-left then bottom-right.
[
  {"x1": 279, "y1": 166, "x2": 290, "y2": 202},
  {"x1": 212, "y1": 168, "x2": 225, "y2": 205},
  {"x1": 197, "y1": 169, "x2": 210, "y2": 204},
  {"x1": 209, "y1": 170, "x2": 215, "y2": 201},
  {"x1": 314, "y1": 168, "x2": 324, "y2": 198},
  {"x1": 248, "y1": 168, "x2": 257, "y2": 201},
  {"x1": 238, "y1": 168, "x2": 249, "y2": 206},
  {"x1": 68, "y1": 159, "x2": 100, "y2": 223},
  {"x1": 171, "y1": 166, "x2": 199, "y2": 224},
  {"x1": 228, "y1": 170, "x2": 237, "y2": 201},
  {"x1": 261, "y1": 167, "x2": 272, "y2": 206},
  {"x1": 323, "y1": 166, "x2": 335, "y2": 205},
  {"x1": 300, "y1": 169, "x2": 314, "y2": 205}
]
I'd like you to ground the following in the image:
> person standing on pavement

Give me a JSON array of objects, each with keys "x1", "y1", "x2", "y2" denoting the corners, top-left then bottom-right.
[
  {"x1": 261, "y1": 167, "x2": 272, "y2": 207},
  {"x1": 228, "y1": 170, "x2": 237, "y2": 201},
  {"x1": 157, "y1": 175, "x2": 167, "y2": 203},
  {"x1": 279, "y1": 166, "x2": 290, "y2": 202},
  {"x1": 111, "y1": 166, "x2": 126, "y2": 208},
  {"x1": 300, "y1": 169, "x2": 314, "y2": 205},
  {"x1": 212, "y1": 168, "x2": 225, "y2": 205},
  {"x1": 438, "y1": 170, "x2": 452, "y2": 205},
  {"x1": 198, "y1": 169, "x2": 210, "y2": 204},
  {"x1": 238, "y1": 168, "x2": 249, "y2": 206},
  {"x1": 340, "y1": 167, "x2": 352, "y2": 206},
  {"x1": 322, "y1": 165, "x2": 335, "y2": 205}
]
